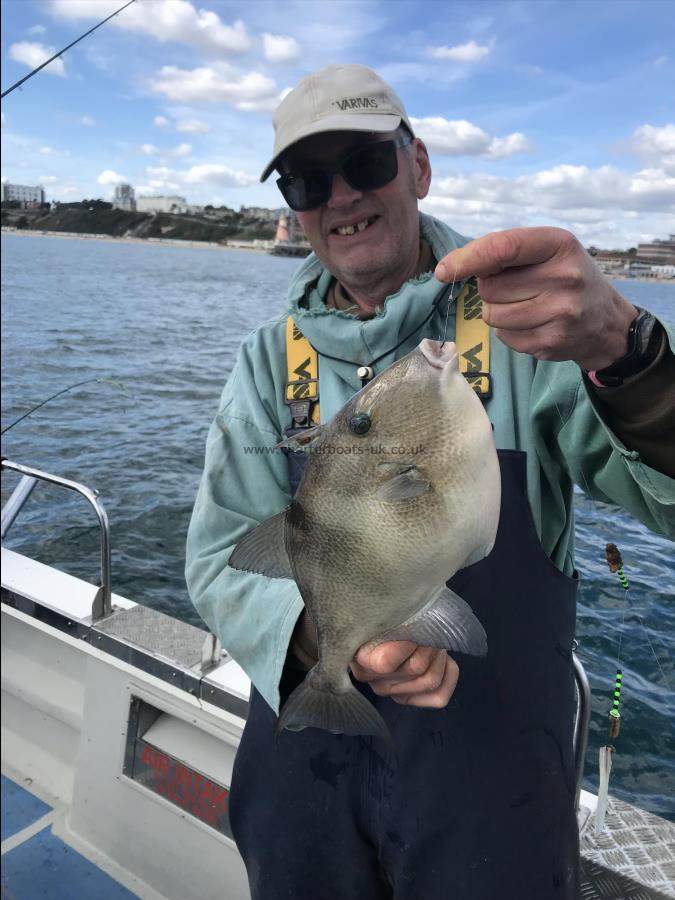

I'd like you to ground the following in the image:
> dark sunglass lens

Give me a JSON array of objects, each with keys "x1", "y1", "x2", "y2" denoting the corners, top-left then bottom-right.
[
  {"x1": 344, "y1": 141, "x2": 398, "y2": 191},
  {"x1": 279, "y1": 171, "x2": 330, "y2": 211}
]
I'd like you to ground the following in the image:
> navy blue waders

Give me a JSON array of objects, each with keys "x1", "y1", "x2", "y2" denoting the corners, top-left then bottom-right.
[{"x1": 228, "y1": 451, "x2": 580, "y2": 899}]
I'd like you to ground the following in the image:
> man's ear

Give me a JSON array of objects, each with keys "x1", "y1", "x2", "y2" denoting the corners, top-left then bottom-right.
[{"x1": 413, "y1": 138, "x2": 432, "y2": 200}]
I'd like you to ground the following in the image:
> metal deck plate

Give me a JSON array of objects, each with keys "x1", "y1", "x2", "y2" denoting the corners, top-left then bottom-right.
[
  {"x1": 95, "y1": 605, "x2": 206, "y2": 669},
  {"x1": 580, "y1": 797, "x2": 675, "y2": 899}
]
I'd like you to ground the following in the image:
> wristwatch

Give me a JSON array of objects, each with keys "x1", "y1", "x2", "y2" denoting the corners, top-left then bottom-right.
[{"x1": 586, "y1": 307, "x2": 663, "y2": 388}]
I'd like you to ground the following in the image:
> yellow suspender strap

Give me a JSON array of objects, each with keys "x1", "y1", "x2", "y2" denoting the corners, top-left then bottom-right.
[
  {"x1": 284, "y1": 276, "x2": 491, "y2": 425},
  {"x1": 285, "y1": 316, "x2": 321, "y2": 427},
  {"x1": 455, "y1": 277, "x2": 492, "y2": 400}
]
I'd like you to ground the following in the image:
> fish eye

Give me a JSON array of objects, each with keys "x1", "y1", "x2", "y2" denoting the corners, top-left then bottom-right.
[{"x1": 349, "y1": 412, "x2": 372, "y2": 435}]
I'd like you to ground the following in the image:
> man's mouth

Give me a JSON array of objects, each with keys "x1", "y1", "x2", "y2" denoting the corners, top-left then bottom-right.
[{"x1": 331, "y1": 216, "x2": 378, "y2": 237}]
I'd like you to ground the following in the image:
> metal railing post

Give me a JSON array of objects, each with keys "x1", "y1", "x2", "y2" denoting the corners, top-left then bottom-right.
[
  {"x1": 1, "y1": 475, "x2": 38, "y2": 540},
  {"x1": 1, "y1": 459, "x2": 112, "y2": 620},
  {"x1": 572, "y1": 650, "x2": 592, "y2": 812}
]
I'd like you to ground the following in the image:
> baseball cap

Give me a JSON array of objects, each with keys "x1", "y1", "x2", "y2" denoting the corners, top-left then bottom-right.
[{"x1": 259, "y1": 64, "x2": 413, "y2": 182}]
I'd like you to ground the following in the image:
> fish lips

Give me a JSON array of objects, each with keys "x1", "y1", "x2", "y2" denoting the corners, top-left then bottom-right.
[{"x1": 419, "y1": 339, "x2": 459, "y2": 372}]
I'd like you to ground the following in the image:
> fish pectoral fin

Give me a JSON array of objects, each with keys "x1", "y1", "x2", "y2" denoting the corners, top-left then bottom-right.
[
  {"x1": 278, "y1": 667, "x2": 392, "y2": 744},
  {"x1": 378, "y1": 586, "x2": 487, "y2": 657},
  {"x1": 276, "y1": 425, "x2": 322, "y2": 452},
  {"x1": 376, "y1": 465, "x2": 430, "y2": 503},
  {"x1": 229, "y1": 509, "x2": 294, "y2": 579}
]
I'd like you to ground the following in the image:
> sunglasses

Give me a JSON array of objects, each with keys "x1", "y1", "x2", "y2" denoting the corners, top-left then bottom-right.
[{"x1": 277, "y1": 134, "x2": 412, "y2": 212}]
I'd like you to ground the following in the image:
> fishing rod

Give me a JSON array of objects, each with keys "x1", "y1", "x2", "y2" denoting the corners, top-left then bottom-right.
[
  {"x1": 1, "y1": 378, "x2": 130, "y2": 436},
  {"x1": 1, "y1": 0, "x2": 137, "y2": 99}
]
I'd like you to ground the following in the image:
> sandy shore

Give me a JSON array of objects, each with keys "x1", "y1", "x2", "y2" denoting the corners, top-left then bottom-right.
[
  {"x1": 1, "y1": 226, "x2": 270, "y2": 253},
  {"x1": 3, "y1": 227, "x2": 672, "y2": 281}
]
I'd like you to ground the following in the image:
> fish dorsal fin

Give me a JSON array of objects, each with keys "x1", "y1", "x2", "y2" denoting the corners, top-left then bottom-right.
[
  {"x1": 376, "y1": 465, "x2": 430, "y2": 502},
  {"x1": 229, "y1": 509, "x2": 294, "y2": 580},
  {"x1": 377, "y1": 586, "x2": 487, "y2": 656}
]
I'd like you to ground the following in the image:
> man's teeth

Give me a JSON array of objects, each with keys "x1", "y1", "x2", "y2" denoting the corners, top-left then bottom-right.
[{"x1": 336, "y1": 218, "x2": 372, "y2": 236}]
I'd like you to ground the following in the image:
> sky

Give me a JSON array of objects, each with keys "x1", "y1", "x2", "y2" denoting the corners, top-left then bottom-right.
[{"x1": 1, "y1": 0, "x2": 674, "y2": 249}]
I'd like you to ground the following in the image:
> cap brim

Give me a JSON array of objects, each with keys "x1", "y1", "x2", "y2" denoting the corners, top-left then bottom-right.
[{"x1": 259, "y1": 113, "x2": 402, "y2": 182}]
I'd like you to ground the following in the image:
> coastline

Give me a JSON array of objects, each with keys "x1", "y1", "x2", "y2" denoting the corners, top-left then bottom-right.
[
  {"x1": 0, "y1": 226, "x2": 270, "y2": 253},
  {"x1": 2, "y1": 228, "x2": 673, "y2": 282}
]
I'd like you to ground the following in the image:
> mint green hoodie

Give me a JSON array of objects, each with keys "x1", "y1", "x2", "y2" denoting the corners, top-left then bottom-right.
[{"x1": 186, "y1": 214, "x2": 674, "y2": 714}]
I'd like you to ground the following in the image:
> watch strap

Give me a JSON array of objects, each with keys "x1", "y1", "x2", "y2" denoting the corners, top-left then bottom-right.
[{"x1": 586, "y1": 308, "x2": 662, "y2": 388}]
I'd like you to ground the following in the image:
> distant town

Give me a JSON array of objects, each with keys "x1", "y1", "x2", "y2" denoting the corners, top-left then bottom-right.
[
  {"x1": 1, "y1": 179, "x2": 311, "y2": 257},
  {"x1": 2, "y1": 180, "x2": 674, "y2": 275}
]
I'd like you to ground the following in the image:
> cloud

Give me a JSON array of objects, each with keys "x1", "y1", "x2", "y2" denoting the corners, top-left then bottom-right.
[
  {"x1": 28, "y1": 25, "x2": 46, "y2": 36},
  {"x1": 50, "y1": 0, "x2": 251, "y2": 53},
  {"x1": 421, "y1": 161, "x2": 675, "y2": 246},
  {"x1": 171, "y1": 142, "x2": 192, "y2": 158},
  {"x1": 39, "y1": 175, "x2": 58, "y2": 183},
  {"x1": 175, "y1": 118, "x2": 210, "y2": 133},
  {"x1": 262, "y1": 33, "x2": 301, "y2": 64},
  {"x1": 427, "y1": 40, "x2": 493, "y2": 63},
  {"x1": 152, "y1": 116, "x2": 209, "y2": 133},
  {"x1": 143, "y1": 162, "x2": 257, "y2": 193},
  {"x1": 182, "y1": 164, "x2": 257, "y2": 186},
  {"x1": 80, "y1": 115, "x2": 96, "y2": 126},
  {"x1": 40, "y1": 146, "x2": 55, "y2": 155},
  {"x1": 148, "y1": 63, "x2": 279, "y2": 110},
  {"x1": 141, "y1": 142, "x2": 192, "y2": 158},
  {"x1": 8, "y1": 42, "x2": 65, "y2": 77},
  {"x1": 97, "y1": 169, "x2": 127, "y2": 185},
  {"x1": 411, "y1": 117, "x2": 530, "y2": 158},
  {"x1": 629, "y1": 124, "x2": 675, "y2": 174},
  {"x1": 485, "y1": 133, "x2": 531, "y2": 159}
]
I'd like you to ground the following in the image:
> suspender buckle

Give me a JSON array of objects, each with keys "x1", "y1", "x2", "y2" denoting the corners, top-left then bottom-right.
[{"x1": 287, "y1": 399, "x2": 314, "y2": 429}]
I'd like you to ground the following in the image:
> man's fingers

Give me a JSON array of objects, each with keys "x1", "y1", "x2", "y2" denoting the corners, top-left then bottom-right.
[
  {"x1": 392, "y1": 656, "x2": 460, "y2": 708},
  {"x1": 351, "y1": 640, "x2": 419, "y2": 680},
  {"x1": 482, "y1": 298, "x2": 560, "y2": 333},
  {"x1": 376, "y1": 648, "x2": 447, "y2": 697},
  {"x1": 435, "y1": 227, "x2": 572, "y2": 282}
]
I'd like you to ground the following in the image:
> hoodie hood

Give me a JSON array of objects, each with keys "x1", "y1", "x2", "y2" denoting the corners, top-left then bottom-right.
[{"x1": 284, "y1": 213, "x2": 469, "y2": 374}]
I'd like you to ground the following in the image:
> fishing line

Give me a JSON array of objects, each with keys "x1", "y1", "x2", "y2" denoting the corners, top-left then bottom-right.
[
  {"x1": 1, "y1": 0, "x2": 137, "y2": 99},
  {"x1": 1, "y1": 377, "x2": 131, "y2": 436},
  {"x1": 635, "y1": 612, "x2": 672, "y2": 690},
  {"x1": 314, "y1": 280, "x2": 455, "y2": 383},
  {"x1": 439, "y1": 269, "x2": 457, "y2": 349},
  {"x1": 540, "y1": 367, "x2": 668, "y2": 828}
]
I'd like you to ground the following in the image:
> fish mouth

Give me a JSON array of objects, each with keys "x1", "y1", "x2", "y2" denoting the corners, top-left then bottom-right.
[{"x1": 419, "y1": 339, "x2": 459, "y2": 371}]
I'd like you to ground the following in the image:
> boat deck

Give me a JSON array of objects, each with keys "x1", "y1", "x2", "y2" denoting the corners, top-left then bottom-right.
[
  {"x1": 1, "y1": 772, "x2": 140, "y2": 899},
  {"x1": 5, "y1": 767, "x2": 675, "y2": 900}
]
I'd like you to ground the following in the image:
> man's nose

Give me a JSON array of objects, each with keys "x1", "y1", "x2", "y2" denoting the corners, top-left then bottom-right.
[{"x1": 327, "y1": 172, "x2": 363, "y2": 208}]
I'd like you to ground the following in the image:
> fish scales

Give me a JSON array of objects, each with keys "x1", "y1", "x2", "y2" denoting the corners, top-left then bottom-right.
[{"x1": 230, "y1": 339, "x2": 501, "y2": 742}]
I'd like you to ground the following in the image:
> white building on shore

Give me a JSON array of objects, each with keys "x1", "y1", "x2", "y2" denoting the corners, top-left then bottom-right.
[
  {"x1": 112, "y1": 183, "x2": 136, "y2": 211},
  {"x1": 2, "y1": 182, "x2": 46, "y2": 207},
  {"x1": 136, "y1": 195, "x2": 188, "y2": 214}
]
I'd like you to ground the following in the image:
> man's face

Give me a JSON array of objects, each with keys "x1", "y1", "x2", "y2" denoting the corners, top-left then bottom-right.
[{"x1": 280, "y1": 130, "x2": 432, "y2": 294}]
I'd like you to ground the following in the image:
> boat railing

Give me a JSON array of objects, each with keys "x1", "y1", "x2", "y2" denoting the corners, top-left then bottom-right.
[
  {"x1": 572, "y1": 647, "x2": 592, "y2": 811},
  {"x1": 2, "y1": 458, "x2": 112, "y2": 619},
  {"x1": 1, "y1": 458, "x2": 592, "y2": 804}
]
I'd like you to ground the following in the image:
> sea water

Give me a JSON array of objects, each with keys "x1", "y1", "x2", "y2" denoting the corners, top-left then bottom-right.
[{"x1": 1, "y1": 233, "x2": 673, "y2": 818}]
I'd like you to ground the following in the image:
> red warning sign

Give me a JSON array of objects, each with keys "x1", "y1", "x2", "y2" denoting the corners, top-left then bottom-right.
[{"x1": 133, "y1": 740, "x2": 231, "y2": 836}]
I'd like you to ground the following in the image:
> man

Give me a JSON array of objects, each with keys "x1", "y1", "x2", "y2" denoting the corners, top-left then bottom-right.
[{"x1": 186, "y1": 64, "x2": 674, "y2": 899}]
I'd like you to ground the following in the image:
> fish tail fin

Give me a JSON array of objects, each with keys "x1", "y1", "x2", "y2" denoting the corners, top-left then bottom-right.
[{"x1": 277, "y1": 667, "x2": 391, "y2": 744}]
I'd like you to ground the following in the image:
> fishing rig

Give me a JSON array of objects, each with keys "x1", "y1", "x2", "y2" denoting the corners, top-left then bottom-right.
[{"x1": 595, "y1": 542, "x2": 629, "y2": 833}]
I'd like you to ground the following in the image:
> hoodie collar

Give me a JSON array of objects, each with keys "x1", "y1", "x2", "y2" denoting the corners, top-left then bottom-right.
[{"x1": 285, "y1": 213, "x2": 468, "y2": 364}]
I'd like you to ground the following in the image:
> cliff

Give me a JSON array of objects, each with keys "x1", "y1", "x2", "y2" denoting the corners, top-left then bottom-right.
[{"x1": 1, "y1": 202, "x2": 277, "y2": 243}]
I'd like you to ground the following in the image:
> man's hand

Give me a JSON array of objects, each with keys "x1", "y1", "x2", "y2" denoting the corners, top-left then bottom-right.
[
  {"x1": 351, "y1": 641, "x2": 459, "y2": 708},
  {"x1": 435, "y1": 227, "x2": 638, "y2": 371}
]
